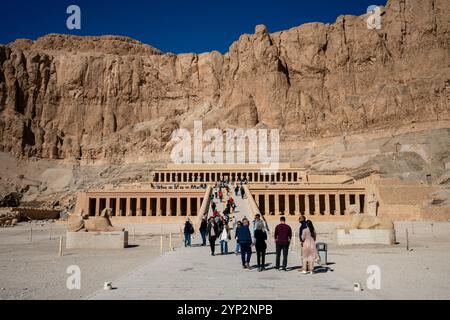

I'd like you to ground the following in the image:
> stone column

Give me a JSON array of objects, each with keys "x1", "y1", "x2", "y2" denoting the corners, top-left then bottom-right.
[
  {"x1": 304, "y1": 194, "x2": 310, "y2": 215},
  {"x1": 345, "y1": 193, "x2": 351, "y2": 214},
  {"x1": 146, "y1": 198, "x2": 151, "y2": 216},
  {"x1": 187, "y1": 197, "x2": 192, "y2": 216},
  {"x1": 324, "y1": 194, "x2": 330, "y2": 215},
  {"x1": 176, "y1": 197, "x2": 181, "y2": 216},
  {"x1": 355, "y1": 193, "x2": 361, "y2": 213},
  {"x1": 285, "y1": 194, "x2": 290, "y2": 215},
  {"x1": 314, "y1": 194, "x2": 320, "y2": 215},
  {"x1": 137, "y1": 198, "x2": 142, "y2": 216},
  {"x1": 95, "y1": 198, "x2": 100, "y2": 216},
  {"x1": 295, "y1": 193, "x2": 300, "y2": 215},
  {"x1": 126, "y1": 197, "x2": 131, "y2": 216},
  {"x1": 105, "y1": 197, "x2": 110, "y2": 211},
  {"x1": 156, "y1": 197, "x2": 161, "y2": 216},
  {"x1": 264, "y1": 193, "x2": 269, "y2": 215},
  {"x1": 274, "y1": 193, "x2": 280, "y2": 215},
  {"x1": 335, "y1": 193, "x2": 341, "y2": 215}
]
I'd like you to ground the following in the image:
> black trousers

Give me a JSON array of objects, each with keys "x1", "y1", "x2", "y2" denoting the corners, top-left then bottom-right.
[
  {"x1": 275, "y1": 243, "x2": 290, "y2": 269},
  {"x1": 256, "y1": 245, "x2": 266, "y2": 268},
  {"x1": 209, "y1": 236, "x2": 217, "y2": 254}
]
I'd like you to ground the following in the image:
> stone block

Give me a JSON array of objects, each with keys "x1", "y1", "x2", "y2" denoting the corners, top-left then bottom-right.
[
  {"x1": 335, "y1": 228, "x2": 396, "y2": 245},
  {"x1": 66, "y1": 231, "x2": 128, "y2": 249}
]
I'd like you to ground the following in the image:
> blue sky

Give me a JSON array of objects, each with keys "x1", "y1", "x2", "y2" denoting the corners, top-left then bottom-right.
[{"x1": 0, "y1": 0, "x2": 386, "y2": 53}]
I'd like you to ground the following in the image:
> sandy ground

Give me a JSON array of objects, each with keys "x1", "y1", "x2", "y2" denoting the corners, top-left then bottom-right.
[
  {"x1": 0, "y1": 220, "x2": 449, "y2": 299},
  {"x1": 326, "y1": 221, "x2": 450, "y2": 299},
  {"x1": 0, "y1": 221, "x2": 181, "y2": 299}
]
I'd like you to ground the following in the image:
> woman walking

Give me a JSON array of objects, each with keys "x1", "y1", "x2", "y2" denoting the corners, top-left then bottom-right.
[
  {"x1": 236, "y1": 218, "x2": 253, "y2": 269},
  {"x1": 254, "y1": 222, "x2": 267, "y2": 272},
  {"x1": 219, "y1": 219, "x2": 231, "y2": 255},
  {"x1": 206, "y1": 216, "x2": 219, "y2": 256},
  {"x1": 300, "y1": 220, "x2": 319, "y2": 274}
]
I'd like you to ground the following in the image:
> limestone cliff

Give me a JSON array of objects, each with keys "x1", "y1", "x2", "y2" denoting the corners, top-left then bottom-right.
[{"x1": 0, "y1": 0, "x2": 449, "y2": 162}]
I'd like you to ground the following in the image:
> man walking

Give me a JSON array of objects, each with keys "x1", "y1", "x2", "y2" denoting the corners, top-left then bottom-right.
[
  {"x1": 274, "y1": 216, "x2": 292, "y2": 271},
  {"x1": 240, "y1": 186, "x2": 245, "y2": 199},
  {"x1": 199, "y1": 216, "x2": 208, "y2": 246},
  {"x1": 183, "y1": 218, "x2": 194, "y2": 247}
]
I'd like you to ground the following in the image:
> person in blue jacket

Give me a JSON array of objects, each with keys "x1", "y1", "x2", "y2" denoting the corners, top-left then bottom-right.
[{"x1": 236, "y1": 217, "x2": 253, "y2": 269}]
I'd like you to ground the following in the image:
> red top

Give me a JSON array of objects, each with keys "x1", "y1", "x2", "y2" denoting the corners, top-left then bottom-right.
[{"x1": 274, "y1": 223, "x2": 292, "y2": 244}]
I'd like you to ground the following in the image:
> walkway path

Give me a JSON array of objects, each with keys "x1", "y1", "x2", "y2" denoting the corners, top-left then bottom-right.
[{"x1": 88, "y1": 186, "x2": 377, "y2": 299}]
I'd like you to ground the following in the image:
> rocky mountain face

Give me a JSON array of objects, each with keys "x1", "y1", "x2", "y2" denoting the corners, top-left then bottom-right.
[{"x1": 0, "y1": 0, "x2": 449, "y2": 163}]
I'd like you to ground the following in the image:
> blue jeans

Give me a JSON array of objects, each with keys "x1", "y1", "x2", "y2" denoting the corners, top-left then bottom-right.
[
  {"x1": 240, "y1": 242, "x2": 252, "y2": 266},
  {"x1": 220, "y1": 240, "x2": 228, "y2": 254},
  {"x1": 184, "y1": 233, "x2": 191, "y2": 247},
  {"x1": 235, "y1": 242, "x2": 240, "y2": 253},
  {"x1": 200, "y1": 230, "x2": 206, "y2": 245}
]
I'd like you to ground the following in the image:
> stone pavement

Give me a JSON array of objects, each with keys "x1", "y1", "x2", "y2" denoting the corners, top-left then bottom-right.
[{"x1": 88, "y1": 188, "x2": 377, "y2": 300}]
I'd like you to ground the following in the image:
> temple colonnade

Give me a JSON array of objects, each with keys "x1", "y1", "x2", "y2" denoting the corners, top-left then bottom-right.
[{"x1": 249, "y1": 186, "x2": 366, "y2": 216}]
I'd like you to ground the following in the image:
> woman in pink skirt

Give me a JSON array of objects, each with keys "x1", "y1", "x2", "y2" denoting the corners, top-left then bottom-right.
[{"x1": 300, "y1": 220, "x2": 319, "y2": 274}]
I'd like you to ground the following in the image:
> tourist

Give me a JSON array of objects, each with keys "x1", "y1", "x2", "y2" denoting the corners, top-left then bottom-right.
[
  {"x1": 297, "y1": 215, "x2": 308, "y2": 271},
  {"x1": 206, "y1": 217, "x2": 219, "y2": 256},
  {"x1": 211, "y1": 201, "x2": 216, "y2": 212},
  {"x1": 274, "y1": 216, "x2": 292, "y2": 271},
  {"x1": 252, "y1": 213, "x2": 268, "y2": 232},
  {"x1": 254, "y1": 222, "x2": 267, "y2": 272},
  {"x1": 236, "y1": 218, "x2": 253, "y2": 269},
  {"x1": 234, "y1": 219, "x2": 242, "y2": 254},
  {"x1": 234, "y1": 185, "x2": 239, "y2": 196},
  {"x1": 183, "y1": 218, "x2": 194, "y2": 247},
  {"x1": 199, "y1": 216, "x2": 207, "y2": 246},
  {"x1": 240, "y1": 186, "x2": 245, "y2": 199},
  {"x1": 220, "y1": 221, "x2": 231, "y2": 255},
  {"x1": 219, "y1": 190, "x2": 223, "y2": 202},
  {"x1": 224, "y1": 210, "x2": 230, "y2": 224},
  {"x1": 301, "y1": 220, "x2": 319, "y2": 274},
  {"x1": 216, "y1": 215, "x2": 224, "y2": 233},
  {"x1": 298, "y1": 215, "x2": 307, "y2": 246},
  {"x1": 229, "y1": 197, "x2": 235, "y2": 211}
]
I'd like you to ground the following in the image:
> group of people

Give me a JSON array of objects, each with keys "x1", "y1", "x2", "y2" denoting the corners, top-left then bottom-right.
[{"x1": 184, "y1": 180, "x2": 320, "y2": 274}]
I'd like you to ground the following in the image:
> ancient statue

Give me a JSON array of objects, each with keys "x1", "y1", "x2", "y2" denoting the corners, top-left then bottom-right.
[
  {"x1": 68, "y1": 208, "x2": 125, "y2": 232},
  {"x1": 0, "y1": 211, "x2": 19, "y2": 227},
  {"x1": 344, "y1": 208, "x2": 394, "y2": 231},
  {"x1": 367, "y1": 192, "x2": 378, "y2": 216}
]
